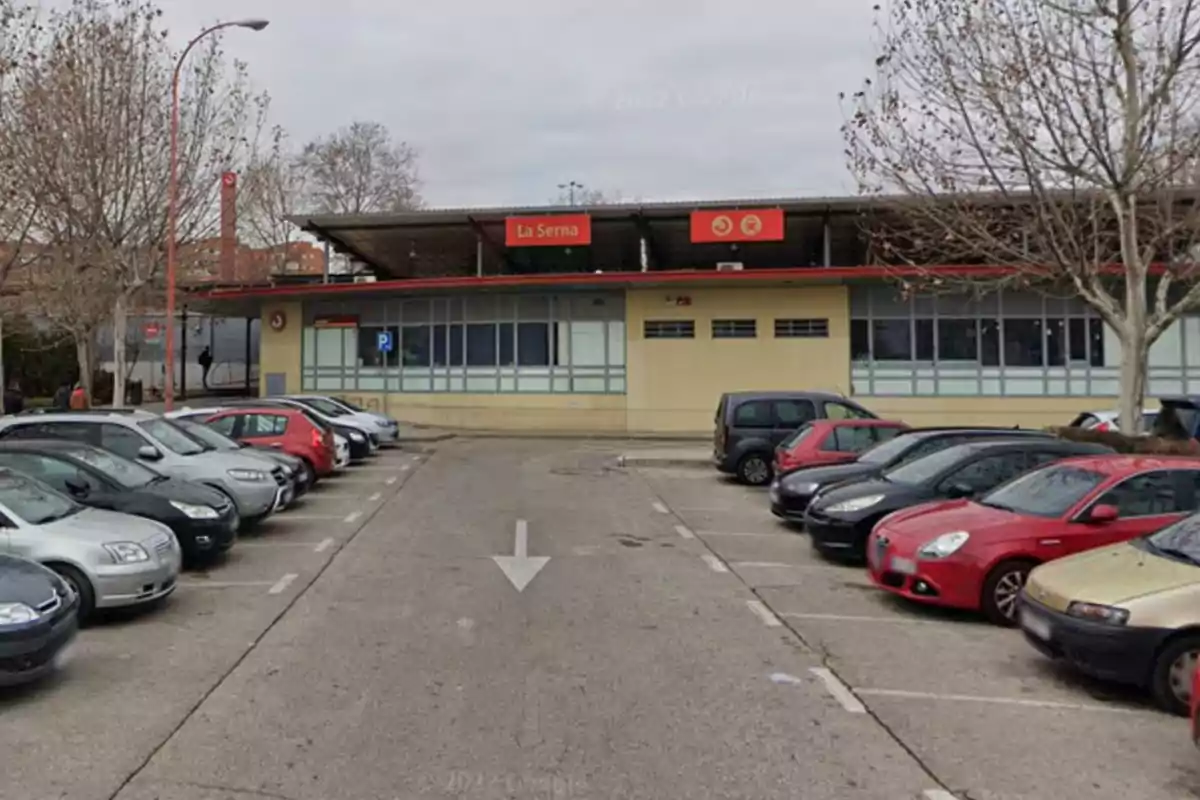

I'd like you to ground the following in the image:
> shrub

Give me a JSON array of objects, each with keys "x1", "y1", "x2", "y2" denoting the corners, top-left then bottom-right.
[{"x1": 1049, "y1": 426, "x2": 1200, "y2": 456}]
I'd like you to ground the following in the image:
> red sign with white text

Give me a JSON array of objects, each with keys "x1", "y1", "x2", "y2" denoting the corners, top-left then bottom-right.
[
  {"x1": 505, "y1": 214, "x2": 592, "y2": 247},
  {"x1": 690, "y1": 209, "x2": 785, "y2": 243}
]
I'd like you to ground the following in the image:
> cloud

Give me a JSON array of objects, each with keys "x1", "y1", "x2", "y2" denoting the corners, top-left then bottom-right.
[{"x1": 157, "y1": 0, "x2": 878, "y2": 207}]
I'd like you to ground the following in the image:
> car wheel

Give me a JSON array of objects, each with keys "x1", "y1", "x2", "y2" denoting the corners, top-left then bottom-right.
[
  {"x1": 1151, "y1": 635, "x2": 1200, "y2": 716},
  {"x1": 980, "y1": 559, "x2": 1036, "y2": 626},
  {"x1": 49, "y1": 563, "x2": 95, "y2": 626},
  {"x1": 298, "y1": 458, "x2": 316, "y2": 488},
  {"x1": 737, "y1": 453, "x2": 772, "y2": 486}
]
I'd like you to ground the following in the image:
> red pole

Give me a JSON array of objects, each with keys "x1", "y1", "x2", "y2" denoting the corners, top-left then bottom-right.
[{"x1": 163, "y1": 19, "x2": 268, "y2": 412}]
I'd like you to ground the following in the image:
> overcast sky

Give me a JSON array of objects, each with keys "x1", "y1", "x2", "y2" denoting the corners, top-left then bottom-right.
[{"x1": 157, "y1": 0, "x2": 879, "y2": 209}]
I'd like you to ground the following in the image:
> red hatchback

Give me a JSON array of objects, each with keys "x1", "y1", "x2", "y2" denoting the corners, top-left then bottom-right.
[
  {"x1": 868, "y1": 456, "x2": 1200, "y2": 625},
  {"x1": 774, "y1": 419, "x2": 909, "y2": 474},
  {"x1": 204, "y1": 407, "x2": 337, "y2": 484}
]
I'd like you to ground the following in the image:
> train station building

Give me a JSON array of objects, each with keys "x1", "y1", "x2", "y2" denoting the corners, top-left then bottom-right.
[{"x1": 197, "y1": 196, "x2": 1200, "y2": 434}]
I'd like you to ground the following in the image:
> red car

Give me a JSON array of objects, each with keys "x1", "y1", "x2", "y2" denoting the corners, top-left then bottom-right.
[
  {"x1": 773, "y1": 419, "x2": 909, "y2": 474},
  {"x1": 867, "y1": 456, "x2": 1200, "y2": 625},
  {"x1": 204, "y1": 407, "x2": 338, "y2": 484}
]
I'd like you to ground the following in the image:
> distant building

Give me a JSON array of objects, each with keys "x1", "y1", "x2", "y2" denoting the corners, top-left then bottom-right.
[{"x1": 179, "y1": 239, "x2": 325, "y2": 286}]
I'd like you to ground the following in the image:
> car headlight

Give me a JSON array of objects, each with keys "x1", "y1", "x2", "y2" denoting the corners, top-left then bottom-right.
[
  {"x1": 104, "y1": 542, "x2": 150, "y2": 563},
  {"x1": 169, "y1": 500, "x2": 220, "y2": 520},
  {"x1": 228, "y1": 468, "x2": 268, "y2": 482},
  {"x1": 918, "y1": 531, "x2": 970, "y2": 559},
  {"x1": 348, "y1": 431, "x2": 365, "y2": 443},
  {"x1": 824, "y1": 494, "x2": 885, "y2": 514},
  {"x1": 0, "y1": 602, "x2": 37, "y2": 625},
  {"x1": 1066, "y1": 601, "x2": 1129, "y2": 625}
]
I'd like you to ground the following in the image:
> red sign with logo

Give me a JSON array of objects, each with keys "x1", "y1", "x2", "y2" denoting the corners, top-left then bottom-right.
[
  {"x1": 143, "y1": 322, "x2": 162, "y2": 342},
  {"x1": 313, "y1": 315, "x2": 358, "y2": 329},
  {"x1": 690, "y1": 209, "x2": 785, "y2": 243},
  {"x1": 505, "y1": 213, "x2": 591, "y2": 247}
]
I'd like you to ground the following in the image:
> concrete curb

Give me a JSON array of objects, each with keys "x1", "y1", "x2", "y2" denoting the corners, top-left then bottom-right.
[{"x1": 396, "y1": 433, "x2": 457, "y2": 443}]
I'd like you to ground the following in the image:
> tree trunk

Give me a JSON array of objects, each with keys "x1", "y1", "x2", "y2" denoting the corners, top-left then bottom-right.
[
  {"x1": 112, "y1": 294, "x2": 128, "y2": 408},
  {"x1": 74, "y1": 329, "x2": 94, "y2": 399},
  {"x1": 1119, "y1": 275, "x2": 1150, "y2": 434}
]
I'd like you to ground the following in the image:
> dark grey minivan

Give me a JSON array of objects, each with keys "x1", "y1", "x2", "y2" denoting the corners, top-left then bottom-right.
[{"x1": 713, "y1": 391, "x2": 877, "y2": 485}]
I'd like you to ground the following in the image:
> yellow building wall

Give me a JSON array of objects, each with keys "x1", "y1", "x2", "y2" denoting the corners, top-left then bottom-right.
[
  {"x1": 333, "y1": 392, "x2": 627, "y2": 432},
  {"x1": 259, "y1": 301, "x2": 302, "y2": 396},
  {"x1": 625, "y1": 286, "x2": 852, "y2": 433},
  {"x1": 861, "y1": 396, "x2": 1122, "y2": 429}
]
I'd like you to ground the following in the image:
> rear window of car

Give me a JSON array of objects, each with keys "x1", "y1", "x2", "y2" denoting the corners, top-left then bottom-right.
[
  {"x1": 780, "y1": 424, "x2": 814, "y2": 449},
  {"x1": 978, "y1": 464, "x2": 1108, "y2": 518}
]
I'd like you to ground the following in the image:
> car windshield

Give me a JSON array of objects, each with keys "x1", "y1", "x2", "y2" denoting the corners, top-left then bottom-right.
[
  {"x1": 858, "y1": 433, "x2": 922, "y2": 466},
  {"x1": 780, "y1": 424, "x2": 814, "y2": 449},
  {"x1": 62, "y1": 445, "x2": 160, "y2": 490},
  {"x1": 0, "y1": 472, "x2": 80, "y2": 524},
  {"x1": 883, "y1": 443, "x2": 976, "y2": 486},
  {"x1": 176, "y1": 419, "x2": 239, "y2": 451},
  {"x1": 137, "y1": 418, "x2": 205, "y2": 455},
  {"x1": 334, "y1": 397, "x2": 363, "y2": 412},
  {"x1": 1142, "y1": 513, "x2": 1200, "y2": 566},
  {"x1": 976, "y1": 464, "x2": 1107, "y2": 518},
  {"x1": 294, "y1": 397, "x2": 349, "y2": 417}
]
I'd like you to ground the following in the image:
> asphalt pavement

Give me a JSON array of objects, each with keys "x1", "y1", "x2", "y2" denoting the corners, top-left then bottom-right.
[{"x1": 1, "y1": 441, "x2": 1196, "y2": 799}]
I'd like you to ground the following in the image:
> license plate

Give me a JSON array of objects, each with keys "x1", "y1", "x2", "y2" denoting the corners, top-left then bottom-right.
[
  {"x1": 1021, "y1": 609, "x2": 1052, "y2": 641},
  {"x1": 890, "y1": 556, "x2": 917, "y2": 575}
]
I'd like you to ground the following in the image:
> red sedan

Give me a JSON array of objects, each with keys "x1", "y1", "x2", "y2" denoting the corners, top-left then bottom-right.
[
  {"x1": 203, "y1": 407, "x2": 338, "y2": 484},
  {"x1": 867, "y1": 456, "x2": 1200, "y2": 625},
  {"x1": 773, "y1": 419, "x2": 909, "y2": 474}
]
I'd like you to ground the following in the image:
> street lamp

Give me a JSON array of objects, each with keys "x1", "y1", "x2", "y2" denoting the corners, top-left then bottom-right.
[
  {"x1": 558, "y1": 181, "x2": 583, "y2": 206},
  {"x1": 164, "y1": 18, "x2": 269, "y2": 411}
]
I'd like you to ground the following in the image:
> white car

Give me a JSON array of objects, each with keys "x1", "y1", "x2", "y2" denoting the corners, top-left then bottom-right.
[
  {"x1": 1069, "y1": 409, "x2": 1158, "y2": 434},
  {"x1": 281, "y1": 395, "x2": 399, "y2": 445}
]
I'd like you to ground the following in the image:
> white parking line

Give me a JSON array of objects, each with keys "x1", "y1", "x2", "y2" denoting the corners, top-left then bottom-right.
[
  {"x1": 809, "y1": 667, "x2": 867, "y2": 714},
  {"x1": 697, "y1": 530, "x2": 796, "y2": 538},
  {"x1": 274, "y1": 514, "x2": 346, "y2": 522},
  {"x1": 924, "y1": 791, "x2": 960, "y2": 800},
  {"x1": 700, "y1": 553, "x2": 729, "y2": 573},
  {"x1": 780, "y1": 612, "x2": 941, "y2": 625},
  {"x1": 368, "y1": 492, "x2": 382, "y2": 502},
  {"x1": 305, "y1": 493, "x2": 370, "y2": 500},
  {"x1": 652, "y1": 501, "x2": 670, "y2": 514},
  {"x1": 268, "y1": 573, "x2": 299, "y2": 595},
  {"x1": 178, "y1": 580, "x2": 277, "y2": 589},
  {"x1": 232, "y1": 541, "x2": 327, "y2": 549},
  {"x1": 388, "y1": 474, "x2": 400, "y2": 483},
  {"x1": 351, "y1": 466, "x2": 407, "y2": 472},
  {"x1": 745, "y1": 600, "x2": 782, "y2": 627},
  {"x1": 731, "y1": 561, "x2": 846, "y2": 573},
  {"x1": 344, "y1": 510, "x2": 363, "y2": 524},
  {"x1": 314, "y1": 537, "x2": 335, "y2": 553},
  {"x1": 674, "y1": 524, "x2": 695, "y2": 539},
  {"x1": 853, "y1": 687, "x2": 1146, "y2": 715}
]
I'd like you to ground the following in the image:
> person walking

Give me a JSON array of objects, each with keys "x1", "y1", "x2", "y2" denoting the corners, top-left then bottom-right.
[
  {"x1": 68, "y1": 382, "x2": 89, "y2": 410},
  {"x1": 199, "y1": 346, "x2": 213, "y2": 390},
  {"x1": 3, "y1": 380, "x2": 23, "y2": 416},
  {"x1": 52, "y1": 380, "x2": 72, "y2": 411}
]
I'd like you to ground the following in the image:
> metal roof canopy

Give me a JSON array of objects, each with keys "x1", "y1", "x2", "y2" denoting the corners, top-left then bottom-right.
[{"x1": 287, "y1": 195, "x2": 881, "y2": 280}]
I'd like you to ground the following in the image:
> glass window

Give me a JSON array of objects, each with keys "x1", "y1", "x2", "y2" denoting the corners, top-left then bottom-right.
[
  {"x1": 781, "y1": 424, "x2": 814, "y2": 449},
  {"x1": 314, "y1": 328, "x2": 343, "y2": 367},
  {"x1": 1096, "y1": 471, "x2": 1185, "y2": 517},
  {"x1": 1143, "y1": 513, "x2": 1200, "y2": 563},
  {"x1": 243, "y1": 414, "x2": 289, "y2": 437},
  {"x1": 357, "y1": 326, "x2": 398, "y2": 367},
  {"x1": 292, "y1": 397, "x2": 349, "y2": 417},
  {"x1": 850, "y1": 320, "x2": 870, "y2": 361},
  {"x1": 517, "y1": 323, "x2": 551, "y2": 366},
  {"x1": 206, "y1": 415, "x2": 238, "y2": 436},
  {"x1": 175, "y1": 420, "x2": 237, "y2": 450},
  {"x1": 833, "y1": 426, "x2": 877, "y2": 453},
  {"x1": 433, "y1": 324, "x2": 465, "y2": 367},
  {"x1": 60, "y1": 446, "x2": 158, "y2": 490},
  {"x1": 499, "y1": 323, "x2": 515, "y2": 366},
  {"x1": 0, "y1": 454, "x2": 91, "y2": 495},
  {"x1": 136, "y1": 419, "x2": 205, "y2": 456},
  {"x1": 938, "y1": 319, "x2": 977, "y2": 361},
  {"x1": 401, "y1": 325, "x2": 431, "y2": 367},
  {"x1": 733, "y1": 400, "x2": 773, "y2": 428},
  {"x1": 712, "y1": 319, "x2": 757, "y2": 339},
  {"x1": 773, "y1": 399, "x2": 816, "y2": 427},
  {"x1": 1068, "y1": 318, "x2": 1088, "y2": 361},
  {"x1": 569, "y1": 321, "x2": 606, "y2": 366},
  {"x1": 884, "y1": 442, "x2": 977, "y2": 485},
  {"x1": 1089, "y1": 318, "x2": 1105, "y2": 366},
  {"x1": 872, "y1": 320, "x2": 911, "y2": 360},
  {"x1": 0, "y1": 472, "x2": 79, "y2": 525},
  {"x1": 939, "y1": 452, "x2": 1028, "y2": 493},
  {"x1": 981, "y1": 464, "x2": 1107, "y2": 518},
  {"x1": 101, "y1": 423, "x2": 151, "y2": 460},
  {"x1": 915, "y1": 319, "x2": 934, "y2": 360},
  {"x1": 819, "y1": 430, "x2": 840, "y2": 450},
  {"x1": 1003, "y1": 319, "x2": 1043, "y2": 366},
  {"x1": 825, "y1": 401, "x2": 872, "y2": 420},
  {"x1": 466, "y1": 324, "x2": 497, "y2": 366},
  {"x1": 980, "y1": 319, "x2": 1000, "y2": 365}
]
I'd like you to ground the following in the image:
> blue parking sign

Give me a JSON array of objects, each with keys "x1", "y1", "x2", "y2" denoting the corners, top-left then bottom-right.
[{"x1": 377, "y1": 330, "x2": 394, "y2": 353}]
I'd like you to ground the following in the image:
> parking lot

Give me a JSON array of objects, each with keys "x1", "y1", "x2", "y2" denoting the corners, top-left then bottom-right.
[
  {"x1": 6, "y1": 438, "x2": 1200, "y2": 800},
  {"x1": 637, "y1": 462, "x2": 1200, "y2": 800},
  {"x1": 0, "y1": 445, "x2": 425, "y2": 800}
]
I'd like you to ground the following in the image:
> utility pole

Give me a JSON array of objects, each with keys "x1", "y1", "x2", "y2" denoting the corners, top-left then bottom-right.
[{"x1": 558, "y1": 181, "x2": 583, "y2": 206}]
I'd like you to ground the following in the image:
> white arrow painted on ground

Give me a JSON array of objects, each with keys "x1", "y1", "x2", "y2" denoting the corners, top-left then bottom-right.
[{"x1": 492, "y1": 519, "x2": 549, "y2": 592}]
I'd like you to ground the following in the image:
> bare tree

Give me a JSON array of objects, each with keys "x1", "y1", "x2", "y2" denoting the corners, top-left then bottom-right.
[
  {"x1": 299, "y1": 120, "x2": 421, "y2": 214},
  {"x1": 0, "y1": 2, "x2": 42, "y2": 298},
  {"x1": 9, "y1": 0, "x2": 265, "y2": 404},
  {"x1": 240, "y1": 124, "x2": 311, "y2": 274},
  {"x1": 552, "y1": 186, "x2": 624, "y2": 206},
  {"x1": 842, "y1": 0, "x2": 1200, "y2": 432}
]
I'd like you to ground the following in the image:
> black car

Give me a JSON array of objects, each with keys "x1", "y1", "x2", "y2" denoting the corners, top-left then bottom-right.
[
  {"x1": 769, "y1": 427, "x2": 1058, "y2": 522},
  {"x1": 170, "y1": 417, "x2": 311, "y2": 498},
  {"x1": 223, "y1": 400, "x2": 372, "y2": 461},
  {"x1": 804, "y1": 438, "x2": 1115, "y2": 562},
  {"x1": 713, "y1": 391, "x2": 878, "y2": 485},
  {"x1": 0, "y1": 554, "x2": 79, "y2": 687},
  {"x1": 0, "y1": 441, "x2": 238, "y2": 565}
]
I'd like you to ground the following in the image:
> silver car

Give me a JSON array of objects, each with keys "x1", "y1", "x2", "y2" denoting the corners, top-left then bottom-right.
[
  {"x1": 0, "y1": 411, "x2": 289, "y2": 526},
  {"x1": 284, "y1": 395, "x2": 400, "y2": 444},
  {"x1": 0, "y1": 470, "x2": 180, "y2": 622}
]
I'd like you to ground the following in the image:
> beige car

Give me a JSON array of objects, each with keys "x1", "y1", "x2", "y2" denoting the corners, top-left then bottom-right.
[{"x1": 1017, "y1": 513, "x2": 1200, "y2": 715}]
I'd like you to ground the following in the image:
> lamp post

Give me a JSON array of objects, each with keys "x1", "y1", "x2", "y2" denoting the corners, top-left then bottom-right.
[
  {"x1": 164, "y1": 18, "x2": 269, "y2": 411},
  {"x1": 558, "y1": 181, "x2": 583, "y2": 206}
]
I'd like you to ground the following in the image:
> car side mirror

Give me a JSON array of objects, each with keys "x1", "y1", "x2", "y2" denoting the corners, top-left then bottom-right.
[
  {"x1": 944, "y1": 482, "x2": 974, "y2": 499},
  {"x1": 64, "y1": 477, "x2": 89, "y2": 497},
  {"x1": 137, "y1": 445, "x2": 162, "y2": 461},
  {"x1": 1087, "y1": 504, "x2": 1119, "y2": 523}
]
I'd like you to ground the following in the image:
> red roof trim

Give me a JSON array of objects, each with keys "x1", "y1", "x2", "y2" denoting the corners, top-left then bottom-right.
[{"x1": 193, "y1": 265, "x2": 1026, "y2": 300}]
